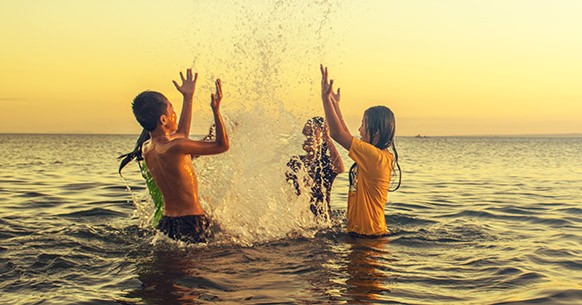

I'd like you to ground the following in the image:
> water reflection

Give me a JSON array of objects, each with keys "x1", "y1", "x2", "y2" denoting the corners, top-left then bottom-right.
[
  {"x1": 128, "y1": 247, "x2": 220, "y2": 304},
  {"x1": 343, "y1": 236, "x2": 391, "y2": 303},
  {"x1": 126, "y1": 236, "x2": 393, "y2": 304}
]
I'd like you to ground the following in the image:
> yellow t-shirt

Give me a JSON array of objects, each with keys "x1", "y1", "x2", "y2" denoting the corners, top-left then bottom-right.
[{"x1": 347, "y1": 138, "x2": 393, "y2": 235}]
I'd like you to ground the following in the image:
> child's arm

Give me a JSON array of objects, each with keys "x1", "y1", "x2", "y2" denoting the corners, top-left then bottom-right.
[
  {"x1": 330, "y1": 90, "x2": 350, "y2": 136},
  {"x1": 324, "y1": 125, "x2": 345, "y2": 174},
  {"x1": 172, "y1": 79, "x2": 230, "y2": 155},
  {"x1": 211, "y1": 79, "x2": 229, "y2": 152},
  {"x1": 320, "y1": 65, "x2": 353, "y2": 150},
  {"x1": 172, "y1": 68, "x2": 198, "y2": 137}
]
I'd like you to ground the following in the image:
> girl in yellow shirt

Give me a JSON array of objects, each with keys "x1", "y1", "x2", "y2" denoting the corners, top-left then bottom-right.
[{"x1": 319, "y1": 65, "x2": 402, "y2": 237}]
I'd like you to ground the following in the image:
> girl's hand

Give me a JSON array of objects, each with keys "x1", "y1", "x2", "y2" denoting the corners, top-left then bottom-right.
[
  {"x1": 172, "y1": 69, "x2": 198, "y2": 97},
  {"x1": 320, "y1": 64, "x2": 340, "y2": 104}
]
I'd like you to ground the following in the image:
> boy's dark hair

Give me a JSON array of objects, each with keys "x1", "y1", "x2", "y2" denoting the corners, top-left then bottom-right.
[{"x1": 132, "y1": 91, "x2": 168, "y2": 132}]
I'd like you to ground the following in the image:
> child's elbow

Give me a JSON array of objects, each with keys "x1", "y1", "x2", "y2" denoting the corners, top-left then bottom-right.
[{"x1": 218, "y1": 140, "x2": 230, "y2": 153}]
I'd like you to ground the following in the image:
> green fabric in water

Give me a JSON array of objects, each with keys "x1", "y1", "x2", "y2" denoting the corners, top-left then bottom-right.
[{"x1": 138, "y1": 161, "x2": 164, "y2": 228}]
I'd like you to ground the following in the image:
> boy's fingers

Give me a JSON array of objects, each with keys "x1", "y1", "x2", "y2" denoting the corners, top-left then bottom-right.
[
  {"x1": 194, "y1": 72, "x2": 198, "y2": 82},
  {"x1": 187, "y1": 69, "x2": 192, "y2": 80},
  {"x1": 180, "y1": 72, "x2": 185, "y2": 82},
  {"x1": 172, "y1": 80, "x2": 180, "y2": 90},
  {"x1": 337, "y1": 87, "x2": 341, "y2": 96},
  {"x1": 217, "y1": 79, "x2": 222, "y2": 96}
]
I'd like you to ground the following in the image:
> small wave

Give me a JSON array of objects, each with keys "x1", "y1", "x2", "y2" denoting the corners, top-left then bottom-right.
[
  {"x1": 494, "y1": 271, "x2": 545, "y2": 289},
  {"x1": 558, "y1": 207, "x2": 582, "y2": 215},
  {"x1": 101, "y1": 185, "x2": 132, "y2": 191},
  {"x1": 58, "y1": 207, "x2": 127, "y2": 218},
  {"x1": 391, "y1": 235, "x2": 467, "y2": 247},
  {"x1": 492, "y1": 288, "x2": 582, "y2": 305},
  {"x1": 394, "y1": 202, "x2": 435, "y2": 211},
  {"x1": 61, "y1": 182, "x2": 101, "y2": 191},
  {"x1": 390, "y1": 222, "x2": 497, "y2": 248},
  {"x1": 387, "y1": 213, "x2": 438, "y2": 226},
  {"x1": 488, "y1": 206, "x2": 544, "y2": 216},
  {"x1": 16, "y1": 191, "x2": 46, "y2": 198}
]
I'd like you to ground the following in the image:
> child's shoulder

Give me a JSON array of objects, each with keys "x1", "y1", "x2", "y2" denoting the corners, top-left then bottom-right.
[{"x1": 141, "y1": 138, "x2": 153, "y2": 153}]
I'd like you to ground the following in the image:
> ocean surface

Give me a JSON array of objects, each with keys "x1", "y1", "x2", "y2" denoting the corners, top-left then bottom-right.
[{"x1": 1, "y1": 134, "x2": 581, "y2": 305}]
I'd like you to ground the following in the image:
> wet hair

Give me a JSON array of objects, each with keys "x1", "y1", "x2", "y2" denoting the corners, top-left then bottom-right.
[
  {"x1": 132, "y1": 91, "x2": 168, "y2": 132},
  {"x1": 307, "y1": 116, "x2": 325, "y2": 128},
  {"x1": 348, "y1": 106, "x2": 402, "y2": 191},
  {"x1": 305, "y1": 116, "x2": 328, "y2": 155},
  {"x1": 117, "y1": 91, "x2": 167, "y2": 175},
  {"x1": 117, "y1": 129, "x2": 149, "y2": 174}
]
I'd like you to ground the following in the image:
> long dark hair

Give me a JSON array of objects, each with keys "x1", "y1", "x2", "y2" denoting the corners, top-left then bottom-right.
[
  {"x1": 348, "y1": 106, "x2": 401, "y2": 192},
  {"x1": 117, "y1": 129, "x2": 150, "y2": 174}
]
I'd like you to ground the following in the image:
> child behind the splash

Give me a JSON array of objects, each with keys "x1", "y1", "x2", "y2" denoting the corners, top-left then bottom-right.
[{"x1": 286, "y1": 117, "x2": 344, "y2": 221}]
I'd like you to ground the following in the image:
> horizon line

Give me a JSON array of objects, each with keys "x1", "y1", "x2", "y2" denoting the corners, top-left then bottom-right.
[{"x1": 0, "y1": 132, "x2": 581, "y2": 138}]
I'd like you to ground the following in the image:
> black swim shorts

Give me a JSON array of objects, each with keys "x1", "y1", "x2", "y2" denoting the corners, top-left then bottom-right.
[{"x1": 156, "y1": 215, "x2": 211, "y2": 243}]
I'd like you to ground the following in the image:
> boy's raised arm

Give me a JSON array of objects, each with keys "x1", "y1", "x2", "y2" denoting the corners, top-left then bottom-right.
[
  {"x1": 172, "y1": 68, "x2": 198, "y2": 137},
  {"x1": 173, "y1": 79, "x2": 230, "y2": 156},
  {"x1": 210, "y1": 79, "x2": 229, "y2": 152}
]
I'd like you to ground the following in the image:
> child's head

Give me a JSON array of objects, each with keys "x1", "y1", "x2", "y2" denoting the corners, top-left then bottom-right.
[
  {"x1": 132, "y1": 91, "x2": 177, "y2": 132},
  {"x1": 353, "y1": 105, "x2": 401, "y2": 191},
  {"x1": 302, "y1": 116, "x2": 326, "y2": 153},
  {"x1": 358, "y1": 106, "x2": 396, "y2": 150}
]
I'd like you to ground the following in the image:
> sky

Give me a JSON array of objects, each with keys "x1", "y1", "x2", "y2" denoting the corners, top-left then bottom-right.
[{"x1": 1, "y1": 0, "x2": 581, "y2": 136}]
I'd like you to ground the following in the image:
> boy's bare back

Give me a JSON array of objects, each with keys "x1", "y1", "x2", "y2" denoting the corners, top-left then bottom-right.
[
  {"x1": 134, "y1": 69, "x2": 229, "y2": 218},
  {"x1": 143, "y1": 138, "x2": 203, "y2": 216}
]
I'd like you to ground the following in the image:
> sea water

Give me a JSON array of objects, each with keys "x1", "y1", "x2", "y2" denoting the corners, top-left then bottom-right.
[
  {"x1": 1, "y1": 134, "x2": 581, "y2": 304},
  {"x1": 2, "y1": 0, "x2": 582, "y2": 303}
]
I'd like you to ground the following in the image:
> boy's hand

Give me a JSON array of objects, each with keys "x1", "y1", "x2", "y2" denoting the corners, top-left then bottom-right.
[
  {"x1": 173, "y1": 68, "x2": 198, "y2": 97},
  {"x1": 320, "y1": 64, "x2": 340, "y2": 104},
  {"x1": 211, "y1": 79, "x2": 222, "y2": 111}
]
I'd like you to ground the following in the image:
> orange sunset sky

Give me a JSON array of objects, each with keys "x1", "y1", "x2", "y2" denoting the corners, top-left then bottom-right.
[{"x1": 1, "y1": 0, "x2": 581, "y2": 136}]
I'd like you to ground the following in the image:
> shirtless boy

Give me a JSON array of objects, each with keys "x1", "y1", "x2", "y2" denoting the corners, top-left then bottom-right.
[{"x1": 131, "y1": 69, "x2": 229, "y2": 242}]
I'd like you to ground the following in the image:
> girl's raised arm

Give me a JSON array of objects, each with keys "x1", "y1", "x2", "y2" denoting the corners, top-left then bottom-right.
[{"x1": 320, "y1": 65, "x2": 353, "y2": 150}]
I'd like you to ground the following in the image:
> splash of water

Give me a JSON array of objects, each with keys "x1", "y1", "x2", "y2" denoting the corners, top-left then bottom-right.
[{"x1": 191, "y1": 1, "x2": 344, "y2": 245}]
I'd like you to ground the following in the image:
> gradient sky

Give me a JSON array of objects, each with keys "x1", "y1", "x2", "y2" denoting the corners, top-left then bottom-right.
[{"x1": 1, "y1": 0, "x2": 581, "y2": 136}]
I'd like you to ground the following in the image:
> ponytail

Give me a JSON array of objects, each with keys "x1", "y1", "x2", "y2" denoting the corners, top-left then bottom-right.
[{"x1": 117, "y1": 129, "x2": 150, "y2": 175}]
